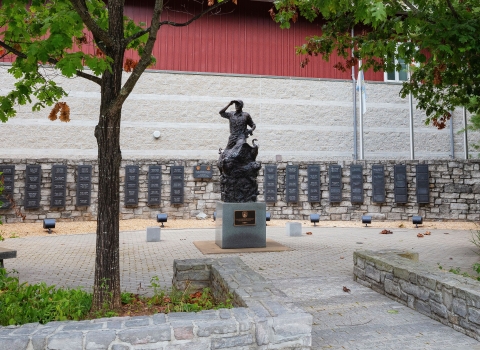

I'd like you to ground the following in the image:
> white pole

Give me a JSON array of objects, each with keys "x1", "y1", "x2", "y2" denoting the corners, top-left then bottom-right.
[
  {"x1": 409, "y1": 70, "x2": 414, "y2": 160},
  {"x1": 358, "y1": 61, "x2": 364, "y2": 160},
  {"x1": 352, "y1": 28, "x2": 357, "y2": 160},
  {"x1": 463, "y1": 107, "x2": 469, "y2": 159}
]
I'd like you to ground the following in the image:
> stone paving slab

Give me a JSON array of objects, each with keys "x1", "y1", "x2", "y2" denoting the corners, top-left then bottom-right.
[{"x1": 2, "y1": 226, "x2": 480, "y2": 349}]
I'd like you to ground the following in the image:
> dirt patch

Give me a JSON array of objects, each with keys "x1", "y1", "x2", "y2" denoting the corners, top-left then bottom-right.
[{"x1": 0, "y1": 218, "x2": 477, "y2": 240}]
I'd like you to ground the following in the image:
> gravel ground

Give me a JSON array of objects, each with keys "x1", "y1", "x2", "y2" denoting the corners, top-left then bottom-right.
[{"x1": 0, "y1": 218, "x2": 478, "y2": 239}]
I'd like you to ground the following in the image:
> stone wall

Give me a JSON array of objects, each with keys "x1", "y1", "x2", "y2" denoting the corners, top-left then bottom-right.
[
  {"x1": 1, "y1": 65, "x2": 478, "y2": 161},
  {"x1": 1, "y1": 158, "x2": 480, "y2": 223},
  {"x1": 354, "y1": 250, "x2": 480, "y2": 341},
  {"x1": 0, "y1": 257, "x2": 312, "y2": 349}
]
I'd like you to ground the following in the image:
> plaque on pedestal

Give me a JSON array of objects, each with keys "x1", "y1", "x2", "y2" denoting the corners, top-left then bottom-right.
[
  {"x1": 264, "y1": 165, "x2": 277, "y2": 203},
  {"x1": 329, "y1": 165, "x2": 342, "y2": 203},
  {"x1": 0, "y1": 165, "x2": 15, "y2": 209},
  {"x1": 350, "y1": 165, "x2": 363, "y2": 203},
  {"x1": 148, "y1": 165, "x2": 162, "y2": 206},
  {"x1": 307, "y1": 165, "x2": 320, "y2": 202},
  {"x1": 372, "y1": 165, "x2": 385, "y2": 203},
  {"x1": 25, "y1": 165, "x2": 41, "y2": 209},
  {"x1": 215, "y1": 201, "x2": 266, "y2": 249},
  {"x1": 50, "y1": 165, "x2": 67, "y2": 208},
  {"x1": 416, "y1": 164, "x2": 429, "y2": 204},
  {"x1": 77, "y1": 165, "x2": 92, "y2": 207}
]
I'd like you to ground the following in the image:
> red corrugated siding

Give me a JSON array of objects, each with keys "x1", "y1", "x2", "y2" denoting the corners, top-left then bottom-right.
[{"x1": 1, "y1": 1, "x2": 383, "y2": 81}]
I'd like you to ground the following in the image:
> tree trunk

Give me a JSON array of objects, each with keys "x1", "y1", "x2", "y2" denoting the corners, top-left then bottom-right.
[{"x1": 92, "y1": 1, "x2": 125, "y2": 309}]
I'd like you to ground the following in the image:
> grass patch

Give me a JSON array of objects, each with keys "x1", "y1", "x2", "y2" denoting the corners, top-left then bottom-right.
[{"x1": 0, "y1": 270, "x2": 232, "y2": 326}]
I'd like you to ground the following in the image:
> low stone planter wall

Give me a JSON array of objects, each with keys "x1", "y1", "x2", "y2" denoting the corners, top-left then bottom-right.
[
  {"x1": 354, "y1": 250, "x2": 480, "y2": 341},
  {"x1": 0, "y1": 257, "x2": 312, "y2": 349}
]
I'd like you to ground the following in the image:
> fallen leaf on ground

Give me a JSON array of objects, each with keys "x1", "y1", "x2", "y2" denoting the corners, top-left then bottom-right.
[
  {"x1": 340, "y1": 256, "x2": 344, "y2": 259},
  {"x1": 342, "y1": 286, "x2": 351, "y2": 293},
  {"x1": 444, "y1": 232, "x2": 449, "y2": 234},
  {"x1": 306, "y1": 231, "x2": 313, "y2": 235},
  {"x1": 424, "y1": 231, "x2": 431, "y2": 235},
  {"x1": 417, "y1": 233, "x2": 424, "y2": 238},
  {"x1": 387, "y1": 309, "x2": 399, "y2": 314},
  {"x1": 380, "y1": 229, "x2": 393, "y2": 234}
]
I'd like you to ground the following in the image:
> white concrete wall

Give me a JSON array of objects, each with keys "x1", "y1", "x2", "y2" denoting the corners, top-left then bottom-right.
[{"x1": 0, "y1": 64, "x2": 478, "y2": 161}]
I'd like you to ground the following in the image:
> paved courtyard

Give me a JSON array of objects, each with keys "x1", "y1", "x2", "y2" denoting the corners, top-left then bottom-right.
[{"x1": 2, "y1": 224, "x2": 480, "y2": 349}]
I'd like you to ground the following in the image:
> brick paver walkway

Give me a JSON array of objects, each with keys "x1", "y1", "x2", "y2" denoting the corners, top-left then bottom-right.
[{"x1": 2, "y1": 225, "x2": 480, "y2": 349}]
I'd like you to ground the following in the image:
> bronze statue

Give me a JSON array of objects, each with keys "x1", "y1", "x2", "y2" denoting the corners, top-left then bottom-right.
[{"x1": 217, "y1": 100, "x2": 260, "y2": 202}]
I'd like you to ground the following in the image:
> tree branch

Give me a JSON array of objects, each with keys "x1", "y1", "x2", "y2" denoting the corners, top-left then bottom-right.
[
  {"x1": 446, "y1": 0, "x2": 460, "y2": 20},
  {"x1": 124, "y1": 28, "x2": 150, "y2": 47},
  {"x1": 0, "y1": 40, "x2": 102, "y2": 85},
  {"x1": 70, "y1": 0, "x2": 113, "y2": 48},
  {"x1": 159, "y1": 0, "x2": 231, "y2": 27}
]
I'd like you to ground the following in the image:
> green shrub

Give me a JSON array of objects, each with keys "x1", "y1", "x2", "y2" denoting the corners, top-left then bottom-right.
[{"x1": 0, "y1": 269, "x2": 92, "y2": 326}]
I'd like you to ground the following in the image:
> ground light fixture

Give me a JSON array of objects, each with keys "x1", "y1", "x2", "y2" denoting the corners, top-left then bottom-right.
[
  {"x1": 310, "y1": 214, "x2": 320, "y2": 227},
  {"x1": 43, "y1": 218, "x2": 56, "y2": 234},
  {"x1": 157, "y1": 213, "x2": 168, "y2": 228},
  {"x1": 412, "y1": 216, "x2": 423, "y2": 228},
  {"x1": 266, "y1": 212, "x2": 271, "y2": 225},
  {"x1": 213, "y1": 212, "x2": 216, "y2": 221},
  {"x1": 362, "y1": 215, "x2": 372, "y2": 227}
]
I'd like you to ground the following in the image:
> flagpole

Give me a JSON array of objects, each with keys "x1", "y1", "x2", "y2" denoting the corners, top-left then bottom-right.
[
  {"x1": 358, "y1": 61, "x2": 364, "y2": 160},
  {"x1": 463, "y1": 107, "x2": 469, "y2": 159},
  {"x1": 352, "y1": 28, "x2": 357, "y2": 160}
]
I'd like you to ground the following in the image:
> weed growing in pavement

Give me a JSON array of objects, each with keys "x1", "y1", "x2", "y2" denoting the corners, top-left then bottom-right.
[
  {"x1": 0, "y1": 271, "x2": 233, "y2": 326},
  {"x1": 437, "y1": 263, "x2": 480, "y2": 281}
]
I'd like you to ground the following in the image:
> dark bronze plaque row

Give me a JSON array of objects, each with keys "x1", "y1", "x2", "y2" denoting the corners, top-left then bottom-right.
[
  {"x1": 77, "y1": 165, "x2": 92, "y2": 207},
  {"x1": 394, "y1": 165, "x2": 408, "y2": 203},
  {"x1": 51, "y1": 165, "x2": 67, "y2": 208},
  {"x1": 148, "y1": 166, "x2": 162, "y2": 206},
  {"x1": 329, "y1": 165, "x2": 342, "y2": 203},
  {"x1": 416, "y1": 164, "x2": 430, "y2": 203},
  {"x1": 372, "y1": 165, "x2": 385, "y2": 203},
  {"x1": 307, "y1": 165, "x2": 320, "y2": 202},
  {"x1": 286, "y1": 165, "x2": 299, "y2": 203},
  {"x1": 0, "y1": 165, "x2": 15, "y2": 209},
  {"x1": 170, "y1": 166, "x2": 184, "y2": 204},
  {"x1": 350, "y1": 165, "x2": 363, "y2": 203},
  {"x1": 264, "y1": 165, "x2": 277, "y2": 203},
  {"x1": 125, "y1": 165, "x2": 139, "y2": 206},
  {"x1": 25, "y1": 165, "x2": 41, "y2": 209}
]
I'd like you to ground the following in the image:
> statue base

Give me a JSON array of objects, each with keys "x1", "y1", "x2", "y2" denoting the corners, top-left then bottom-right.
[{"x1": 215, "y1": 201, "x2": 266, "y2": 249}]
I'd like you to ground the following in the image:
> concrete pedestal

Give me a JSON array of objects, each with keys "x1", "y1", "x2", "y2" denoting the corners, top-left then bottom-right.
[
  {"x1": 146, "y1": 227, "x2": 161, "y2": 242},
  {"x1": 286, "y1": 222, "x2": 302, "y2": 236},
  {"x1": 215, "y1": 201, "x2": 266, "y2": 249}
]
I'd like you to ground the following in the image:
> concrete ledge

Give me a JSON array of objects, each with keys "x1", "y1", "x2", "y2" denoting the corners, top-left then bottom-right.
[
  {"x1": 354, "y1": 249, "x2": 480, "y2": 341},
  {"x1": 0, "y1": 257, "x2": 312, "y2": 349}
]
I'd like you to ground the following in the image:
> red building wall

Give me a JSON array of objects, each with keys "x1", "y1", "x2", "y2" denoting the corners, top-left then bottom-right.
[{"x1": 1, "y1": 1, "x2": 384, "y2": 81}]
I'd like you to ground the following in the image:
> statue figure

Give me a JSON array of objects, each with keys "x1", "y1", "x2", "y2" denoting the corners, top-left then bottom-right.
[{"x1": 217, "y1": 100, "x2": 260, "y2": 202}]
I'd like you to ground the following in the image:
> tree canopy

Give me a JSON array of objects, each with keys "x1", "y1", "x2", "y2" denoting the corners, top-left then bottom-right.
[
  {"x1": 0, "y1": 0, "x2": 233, "y2": 311},
  {"x1": 272, "y1": 0, "x2": 480, "y2": 129}
]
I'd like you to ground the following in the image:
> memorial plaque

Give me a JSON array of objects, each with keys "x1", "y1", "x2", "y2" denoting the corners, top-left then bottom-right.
[
  {"x1": 416, "y1": 164, "x2": 429, "y2": 204},
  {"x1": 285, "y1": 165, "x2": 299, "y2": 203},
  {"x1": 0, "y1": 165, "x2": 15, "y2": 209},
  {"x1": 148, "y1": 165, "x2": 162, "y2": 206},
  {"x1": 170, "y1": 166, "x2": 184, "y2": 204},
  {"x1": 307, "y1": 165, "x2": 321, "y2": 202},
  {"x1": 25, "y1": 165, "x2": 41, "y2": 209},
  {"x1": 193, "y1": 165, "x2": 213, "y2": 179},
  {"x1": 124, "y1": 165, "x2": 139, "y2": 206},
  {"x1": 350, "y1": 165, "x2": 364, "y2": 203},
  {"x1": 394, "y1": 164, "x2": 408, "y2": 203},
  {"x1": 76, "y1": 165, "x2": 92, "y2": 207},
  {"x1": 50, "y1": 165, "x2": 67, "y2": 208},
  {"x1": 329, "y1": 165, "x2": 342, "y2": 203},
  {"x1": 372, "y1": 165, "x2": 386, "y2": 203},
  {"x1": 264, "y1": 165, "x2": 277, "y2": 203},
  {"x1": 234, "y1": 210, "x2": 256, "y2": 226}
]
